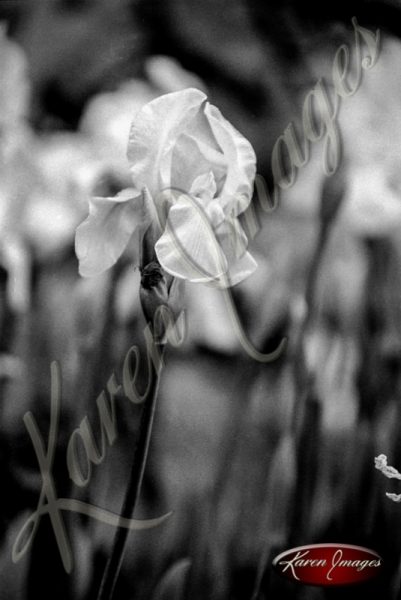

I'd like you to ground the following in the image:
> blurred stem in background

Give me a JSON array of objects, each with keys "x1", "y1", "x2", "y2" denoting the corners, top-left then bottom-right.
[
  {"x1": 292, "y1": 169, "x2": 346, "y2": 414},
  {"x1": 251, "y1": 168, "x2": 345, "y2": 600},
  {"x1": 289, "y1": 170, "x2": 346, "y2": 544}
]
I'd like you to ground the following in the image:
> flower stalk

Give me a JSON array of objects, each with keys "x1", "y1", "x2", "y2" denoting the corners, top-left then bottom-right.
[
  {"x1": 97, "y1": 260, "x2": 169, "y2": 600},
  {"x1": 97, "y1": 346, "x2": 165, "y2": 600}
]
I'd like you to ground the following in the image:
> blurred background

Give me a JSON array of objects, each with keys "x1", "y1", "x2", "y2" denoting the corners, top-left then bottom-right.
[{"x1": 1, "y1": 1, "x2": 401, "y2": 599}]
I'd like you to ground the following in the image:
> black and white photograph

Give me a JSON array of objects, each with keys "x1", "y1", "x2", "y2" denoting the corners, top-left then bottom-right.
[{"x1": 0, "y1": 1, "x2": 400, "y2": 599}]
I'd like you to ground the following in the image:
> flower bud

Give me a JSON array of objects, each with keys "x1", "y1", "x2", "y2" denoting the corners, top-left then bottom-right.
[
  {"x1": 139, "y1": 261, "x2": 169, "y2": 328},
  {"x1": 140, "y1": 222, "x2": 159, "y2": 270}
]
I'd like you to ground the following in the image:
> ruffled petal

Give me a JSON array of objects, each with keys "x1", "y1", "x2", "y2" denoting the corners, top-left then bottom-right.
[
  {"x1": 75, "y1": 188, "x2": 145, "y2": 277},
  {"x1": 190, "y1": 171, "x2": 216, "y2": 201},
  {"x1": 128, "y1": 88, "x2": 208, "y2": 197},
  {"x1": 204, "y1": 103, "x2": 256, "y2": 215},
  {"x1": 170, "y1": 133, "x2": 226, "y2": 193},
  {"x1": 155, "y1": 199, "x2": 228, "y2": 284},
  {"x1": 214, "y1": 219, "x2": 257, "y2": 287}
]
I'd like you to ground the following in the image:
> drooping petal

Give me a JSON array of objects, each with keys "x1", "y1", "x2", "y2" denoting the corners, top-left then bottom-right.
[
  {"x1": 206, "y1": 251, "x2": 257, "y2": 288},
  {"x1": 155, "y1": 198, "x2": 229, "y2": 284},
  {"x1": 204, "y1": 102, "x2": 256, "y2": 214},
  {"x1": 75, "y1": 188, "x2": 145, "y2": 277},
  {"x1": 128, "y1": 88, "x2": 209, "y2": 197},
  {"x1": 214, "y1": 219, "x2": 257, "y2": 287},
  {"x1": 214, "y1": 218, "x2": 249, "y2": 261},
  {"x1": 205, "y1": 198, "x2": 227, "y2": 227}
]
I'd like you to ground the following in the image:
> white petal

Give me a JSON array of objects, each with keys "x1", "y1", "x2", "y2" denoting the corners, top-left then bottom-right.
[
  {"x1": 190, "y1": 171, "x2": 217, "y2": 201},
  {"x1": 213, "y1": 219, "x2": 257, "y2": 287},
  {"x1": 75, "y1": 189, "x2": 144, "y2": 277},
  {"x1": 204, "y1": 103, "x2": 256, "y2": 214},
  {"x1": 215, "y1": 250, "x2": 258, "y2": 288},
  {"x1": 215, "y1": 252, "x2": 258, "y2": 289},
  {"x1": 155, "y1": 200, "x2": 228, "y2": 283},
  {"x1": 170, "y1": 133, "x2": 226, "y2": 193},
  {"x1": 127, "y1": 88, "x2": 208, "y2": 197}
]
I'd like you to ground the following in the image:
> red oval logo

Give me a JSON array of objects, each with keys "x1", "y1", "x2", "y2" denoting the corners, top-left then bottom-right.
[{"x1": 273, "y1": 544, "x2": 383, "y2": 586}]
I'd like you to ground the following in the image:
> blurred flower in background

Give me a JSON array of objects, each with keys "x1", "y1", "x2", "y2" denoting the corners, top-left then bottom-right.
[
  {"x1": 279, "y1": 34, "x2": 401, "y2": 239},
  {"x1": 0, "y1": 23, "x2": 30, "y2": 160},
  {"x1": 80, "y1": 55, "x2": 206, "y2": 167}
]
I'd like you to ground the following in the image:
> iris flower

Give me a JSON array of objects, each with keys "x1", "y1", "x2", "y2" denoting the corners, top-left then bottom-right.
[{"x1": 76, "y1": 88, "x2": 257, "y2": 288}]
